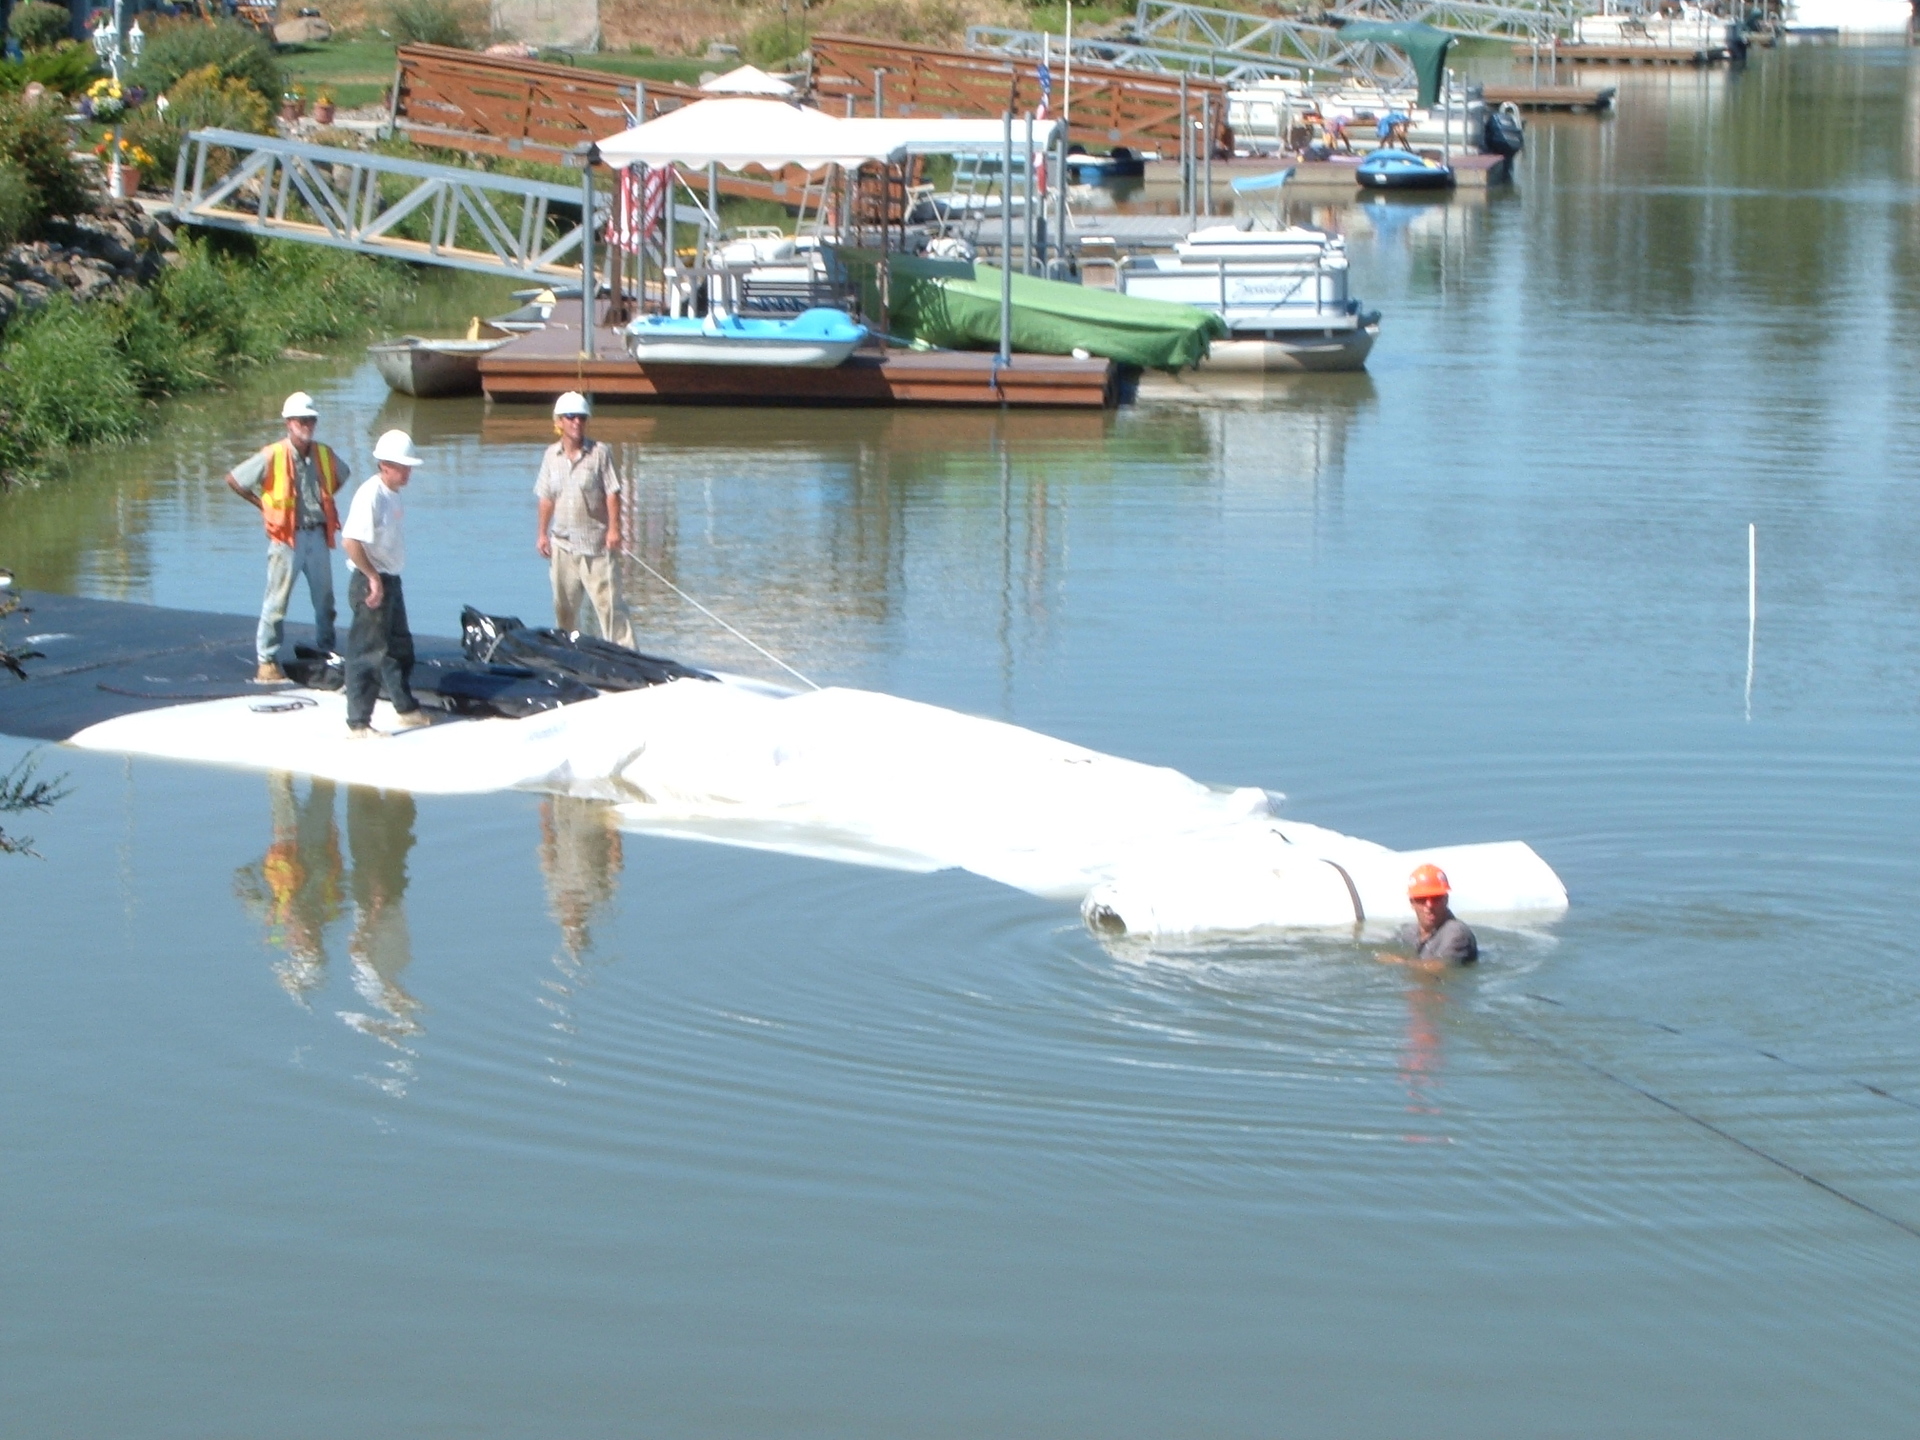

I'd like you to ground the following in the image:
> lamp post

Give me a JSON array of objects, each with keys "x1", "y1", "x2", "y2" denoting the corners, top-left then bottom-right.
[{"x1": 90, "y1": 3, "x2": 145, "y2": 200}]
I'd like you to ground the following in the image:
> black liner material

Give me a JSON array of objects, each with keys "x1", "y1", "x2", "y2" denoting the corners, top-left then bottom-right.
[{"x1": 460, "y1": 607, "x2": 716, "y2": 691}]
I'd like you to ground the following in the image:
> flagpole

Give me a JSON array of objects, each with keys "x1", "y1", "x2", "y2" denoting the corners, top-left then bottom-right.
[{"x1": 1064, "y1": 2, "x2": 1074, "y2": 127}]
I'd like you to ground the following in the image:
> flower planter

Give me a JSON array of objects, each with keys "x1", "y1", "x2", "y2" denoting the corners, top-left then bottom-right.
[
  {"x1": 109, "y1": 166, "x2": 140, "y2": 199},
  {"x1": 313, "y1": 101, "x2": 335, "y2": 125}
]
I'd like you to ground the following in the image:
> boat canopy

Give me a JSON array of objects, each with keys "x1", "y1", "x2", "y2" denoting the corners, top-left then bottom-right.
[
  {"x1": 698, "y1": 64, "x2": 797, "y2": 97},
  {"x1": 595, "y1": 99, "x2": 1062, "y2": 172},
  {"x1": 1330, "y1": 19, "x2": 1454, "y2": 107}
]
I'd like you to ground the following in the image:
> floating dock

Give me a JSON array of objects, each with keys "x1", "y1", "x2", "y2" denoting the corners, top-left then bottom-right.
[
  {"x1": 478, "y1": 321, "x2": 1118, "y2": 408},
  {"x1": 1514, "y1": 42, "x2": 1727, "y2": 64},
  {"x1": 1142, "y1": 152, "x2": 1513, "y2": 194},
  {"x1": 1481, "y1": 84, "x2": 1617, "y2": 112}
]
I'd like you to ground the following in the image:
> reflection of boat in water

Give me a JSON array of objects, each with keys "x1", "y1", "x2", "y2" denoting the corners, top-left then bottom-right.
[
  {"x1": 1356, "y1": 149, "x2": 1455, "y2": 191},
  {"x1": 1117, "y1": 218, "x2": 1380, "y2": 373},
  {"x1": 624, "y1": 307, "x2": 870, "y2": 368},
  {"x1": 1064, "y1": 146, "x2": 1146, "y2": 182},
  {"x1": 367, "y1": 334, "x2": 509, "y2": 398}
]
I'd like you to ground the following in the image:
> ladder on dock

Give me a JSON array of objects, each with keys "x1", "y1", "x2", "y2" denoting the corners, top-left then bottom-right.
[{"x1": 170, "y1": 127, "x2": 602, "y2": 282}]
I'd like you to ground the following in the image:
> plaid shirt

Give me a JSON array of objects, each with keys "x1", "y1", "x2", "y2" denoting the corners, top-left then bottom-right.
[{"x1": 534, "y1": 438, "x2": 623, "y2": 556}]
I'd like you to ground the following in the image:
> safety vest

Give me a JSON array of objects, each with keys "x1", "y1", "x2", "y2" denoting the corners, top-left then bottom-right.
[{"x1": 261, "y1": 439, "x2": 343, "y2": 547}]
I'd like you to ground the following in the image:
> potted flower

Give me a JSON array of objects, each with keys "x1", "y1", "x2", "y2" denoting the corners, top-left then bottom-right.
[
  {"x1": 93, "y1": 137, "x2": 154, "y2": 197},
  {"x1": 82, "y1": 76, "x2": 129, "y2": 123},
  {"x1": 313, "y1": 89, "x2": 335, "y2": 125},
  {"x1": 281, "y1": 85, "x2": 306, "y2": 123}
]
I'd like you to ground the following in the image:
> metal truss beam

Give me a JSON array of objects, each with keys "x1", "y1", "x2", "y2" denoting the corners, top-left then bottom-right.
[
  {"x1": 171, "y1": 128, "x2": 602, "y2": 281},
  {"x1": 1128, "y1": 1, "x2": 1418, "y2": 87},
  {"x1": 965, "y1": 25, "x2": 1309, "y2": 84},
  {"x1": 1330, "y1": 0, "x2": 1588, "y2": 42}
]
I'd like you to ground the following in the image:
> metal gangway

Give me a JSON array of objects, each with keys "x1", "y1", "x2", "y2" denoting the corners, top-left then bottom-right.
[
  {"x1": 1127, "y1": 0, "x2": 1423, "y2": 87},
  {"x1": 965, "y1": 25, "x2": 1313, "y2": 85},
  {"x1": 170, "y1": 127, "x2": 604, "y2": 282},
  {"x1": 1329, "y1": 0, "x2": 1589, "y2": 42}
]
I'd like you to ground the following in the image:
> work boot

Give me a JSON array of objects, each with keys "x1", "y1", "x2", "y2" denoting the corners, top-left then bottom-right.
[
  {"x1": 253, "y1": 660, "x2": 288, "y2": 684},
  {"x1": 391, "y1": 709, "x2": 433, "y2": 731}
]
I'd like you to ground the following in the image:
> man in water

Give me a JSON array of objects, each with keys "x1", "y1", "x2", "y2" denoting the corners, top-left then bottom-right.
[
  {"x1": 1387, "y1": 864, "x2": 1479, "y2": 969},
  {"x1": 340, "y1": 430, "x2": 431, "y2": 739},
  {"x1": 225, "y1": 391, "x2": 348, "y2": 684},
  {"x1": 534, "y1": 391, "x2": 633, "y2": 647}
]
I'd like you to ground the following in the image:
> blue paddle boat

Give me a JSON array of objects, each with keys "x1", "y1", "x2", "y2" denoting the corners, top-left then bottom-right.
[
  {"x1": 625, "y1": 307, "x2": 869, "y2": 368},
  {"x1": 1355, "y1": 149, "x2": 1456, "y2": 191}
]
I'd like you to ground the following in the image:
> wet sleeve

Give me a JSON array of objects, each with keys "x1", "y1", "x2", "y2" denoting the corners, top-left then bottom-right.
[
  {"x1": 1428, "y1": 921, "x2": 1478, "y2": 965},
  {"x1": 533, "y1": 454, "x2": 556, "y2": 500},
  {"x1": 230, "y1": 449, "x2": 269, "y2": 495}
]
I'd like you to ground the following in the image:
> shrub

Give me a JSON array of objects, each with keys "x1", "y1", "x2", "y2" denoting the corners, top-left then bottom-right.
[
  {"x1": 125, "y1": 63, "x2": 274, "y2": 186},
  {"x1": 0, "y1": 297, "x2": 145, "y2": 478},
  {"x1": 7, "y1": 1, "x2": 71, "y2": 51},
  {"x1": 0, "y1": 159, "x2": 33, "y2": 247},
  {"x1": 385, "y1": 0, "x2": 485, "y2": 48},
  {"x1": 0, "y1": 91, "x2": 91, "y2": 230},
  {"x1": 2, "y1": 41, "x2": 103, "y2": 95},
  {"x1": 129, "y1": 16, "x2": 282, "y2": 107}
]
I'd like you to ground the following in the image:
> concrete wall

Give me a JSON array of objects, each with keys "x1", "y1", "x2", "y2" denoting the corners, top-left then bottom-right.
[{"x1": 492, "y1": 0, "x2": 599, "y2": 50}]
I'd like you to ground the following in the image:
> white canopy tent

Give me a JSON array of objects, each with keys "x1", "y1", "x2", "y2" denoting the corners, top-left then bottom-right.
[{"x1": 698, "y1": 64, "x2": 798, "y2": 97}]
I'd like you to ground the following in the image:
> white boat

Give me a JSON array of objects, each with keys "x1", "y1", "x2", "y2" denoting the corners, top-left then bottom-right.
[
  {"x1": 624, "y1": 307, "x2": 869, "y2": 368},
  {"x1": 367, "y1": 334, "x2": 509, "y2": 397},
  {"x1": 1570, "y1": 3, "x2": 1745, "y2": 54},
  {"x1": 1782, "y1": 0, "x2": 1912, "y2": 32},
  {"x1": 1116, "y1": 218, "x2": 1380, "y2": 373}
]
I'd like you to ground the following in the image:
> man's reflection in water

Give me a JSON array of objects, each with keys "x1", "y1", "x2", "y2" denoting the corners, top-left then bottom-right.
[
  {"x1": 341, "y1": 786, "x2": 423, "y2": 1046},
  {"x1": 233, "y1": 771, "x2": 345, "y2": 1004},
  {"x1": 1398, "y1": 979, "x2": 1450, "y2": 1146},
  {"x1": 538, "y1": 795, "x2": 624, "y2": 971}
]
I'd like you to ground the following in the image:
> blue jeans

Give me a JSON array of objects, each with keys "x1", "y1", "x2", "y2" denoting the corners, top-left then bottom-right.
[
  {"x1": 346, "y1": 570, "x2": 419, "y2": 729},
  {"x1": 257, "y1": 528, "x2": 336, "y2": 662}
]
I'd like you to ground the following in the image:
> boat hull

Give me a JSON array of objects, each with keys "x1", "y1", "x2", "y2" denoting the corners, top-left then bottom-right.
[
  {"x1": 368, "y1": 338, "x2": 505, "y2": 398},
  {"x1": 626, "y1": 337, "x2": 862, "y2": 368},
  {"x1": 1202, "y1": 326, "x2": 1379, "y2": 373}
]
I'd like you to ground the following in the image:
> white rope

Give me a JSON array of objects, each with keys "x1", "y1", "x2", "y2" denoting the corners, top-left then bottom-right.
[{"x1": 625, "y1": 551, "x2": 822, "y2": 691}]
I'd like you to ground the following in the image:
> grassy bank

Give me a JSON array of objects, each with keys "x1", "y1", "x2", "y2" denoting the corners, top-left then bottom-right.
[{"x1": 0, "y1": 234, "x2": 413, "y2": 488}]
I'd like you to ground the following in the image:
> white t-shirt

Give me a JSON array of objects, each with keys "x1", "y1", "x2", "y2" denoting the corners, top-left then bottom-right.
[{"x1": 342, "y1": 476, "x2": 406, "y2": 575}]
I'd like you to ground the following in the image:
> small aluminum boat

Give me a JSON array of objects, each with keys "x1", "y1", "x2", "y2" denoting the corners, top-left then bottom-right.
[
  {"x1": 624, "y1": 307, "x2": 868, "y2": 368},
  {"x1": 367, "y1": 335, "x2": 509, "y2": 397}
]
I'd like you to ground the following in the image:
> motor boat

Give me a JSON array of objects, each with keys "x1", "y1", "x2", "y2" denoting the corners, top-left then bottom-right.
[
  {"x1": 1355, "y1": 149, "x2": 1455, "y2": 190},
  {"x1": 367, "y1": 333, "x2": 509, "y2": 398},
  {"x1": 1115, "y1": 215, "x2": 1380, "y2": 373},
  {"x1": 1781, "y1": 0, "x2": 1915, "y2": 32},
  {"x1": 1064, "y1": 146, "x2": 1146, "y2": 183},
  {"x1": 624, "y1": 307, "x2": 869, "y2": 368},
  {"x1": 1570, "y1": 2, "x2": 1746, "y2": 55}
]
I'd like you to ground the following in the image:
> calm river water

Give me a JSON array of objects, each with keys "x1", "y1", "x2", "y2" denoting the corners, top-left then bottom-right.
[{"x1": 4, "y1": 42, "x2": 1919, "y2": 1438}]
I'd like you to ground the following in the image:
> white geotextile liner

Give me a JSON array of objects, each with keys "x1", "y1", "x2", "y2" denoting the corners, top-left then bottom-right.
[{"x1": 67, "y1": 678, "x2": 1568, "y2": 933}]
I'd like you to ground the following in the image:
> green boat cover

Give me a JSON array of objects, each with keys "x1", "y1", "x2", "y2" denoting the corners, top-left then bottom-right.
[
  {"x1": 1334, "y1": 20, "x2": 1455, "y2": 108},
  {"x1": 844, "y1": 251, "x2": 1225, "y2": 372}
]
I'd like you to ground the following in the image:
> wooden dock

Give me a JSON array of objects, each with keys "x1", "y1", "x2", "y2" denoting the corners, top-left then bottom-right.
[
  {"x1": 1512, "y1": 42, "x2": 1726, "y2": 65},
  {"x1": 1143, "y1": 152, "x2": 1512, "y2": 194},
  {"x1": 479, "y1": 323, "x2": 1118, "y2": 409},
  {"x1": 1481, "y1": 84, "x2": 1617, "y2": 112}
]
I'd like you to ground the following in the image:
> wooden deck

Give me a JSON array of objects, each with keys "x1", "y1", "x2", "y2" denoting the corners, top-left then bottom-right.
[
  {"x1": 478, "y1": 322, "x2": 1118, "y2": 409},
  {"x1": 1145, "y1": 152, "x2": 1512, "y2": 193}
]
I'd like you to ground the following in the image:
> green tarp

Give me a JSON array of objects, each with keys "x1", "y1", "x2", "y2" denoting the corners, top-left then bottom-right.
[
  {"x1": 1334, "y1": 20, "x2": 1455, "y2": 109},
  {"x1": 845, "y1": 251, "x2": 1225, "y2": 372}
]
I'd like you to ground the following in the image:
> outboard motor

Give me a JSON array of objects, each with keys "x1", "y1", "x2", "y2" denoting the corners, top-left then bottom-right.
[{"x1": 1483, "y1": 105, "x2": 1525, "y2": 158}]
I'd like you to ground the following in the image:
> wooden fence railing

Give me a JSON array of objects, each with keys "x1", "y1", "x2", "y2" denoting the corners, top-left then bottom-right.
[
  {"x1": 389, "y1": 46, "x2": 814, "y2": 204},
  {"x1": 807, "y1": 33, "x2": 1233, "y2": 155}
]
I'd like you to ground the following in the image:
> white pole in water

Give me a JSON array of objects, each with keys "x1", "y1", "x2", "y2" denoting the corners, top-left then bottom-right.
[
  {"x1": 1745, "y1": 523, "x2": 1757, "y2": 721},
  {"x1": 1000, "y1": 111, "x2": 1014, "y2": 366},
  {"x1": 1064, "y1": 1, "x2": 1074, "y2": 126}
]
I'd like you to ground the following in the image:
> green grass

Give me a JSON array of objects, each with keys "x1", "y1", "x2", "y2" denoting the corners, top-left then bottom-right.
[
  {"x1": 569, "y1": 52, "x2": 711, "y2": 87},
  {"x1": 277, "y1": 34, "x2": 400, "y2": 109}
]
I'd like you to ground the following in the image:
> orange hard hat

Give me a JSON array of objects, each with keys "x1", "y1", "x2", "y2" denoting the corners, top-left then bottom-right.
[{"x1": 1407, "y1": 864, "x2": 1451, "y2": 899}]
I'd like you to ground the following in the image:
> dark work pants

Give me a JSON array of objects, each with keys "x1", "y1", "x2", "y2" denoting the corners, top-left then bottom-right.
[{"x1": 346, "y1": 570, "x2": 419, "y2": 728}]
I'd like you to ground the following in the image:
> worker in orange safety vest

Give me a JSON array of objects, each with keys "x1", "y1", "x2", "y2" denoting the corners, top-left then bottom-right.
[{"x1": 225, "y1": 391, "x2": 350, "y2": 684}]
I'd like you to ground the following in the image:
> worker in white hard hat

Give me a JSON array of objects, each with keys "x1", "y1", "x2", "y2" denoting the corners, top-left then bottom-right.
[
  {"x1": 339, "y1": 429, "x2": 431, "y2": 738},
  {"x1": 534, "y1": 390, "x2": 634, "y2": 647},
  {"x1": 224, "y1": 391, "x2": 348, "y2": 684}
]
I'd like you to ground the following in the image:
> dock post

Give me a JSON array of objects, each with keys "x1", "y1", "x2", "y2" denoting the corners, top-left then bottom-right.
[
  {"x1": 1443, "y1": 68, "x2": 1452, "y2": 168},
  {"x1": 1178, "y1": 72, "x2": 1190, "y2": 219},
  {"x1": 1054, "y1": 122, "x2": 1069, "y2": 279},
  {"x1": 581, "y1": 149, "x2": 596, "y2": 360},
  {"x1": 1202, "y1": 89, "x2": 1212, "y2": 216},
  {"x1": 1000, "y1": 112, "x2": 1013, "y2": 367},
  {"x1": 1023, "y1": 112, "x2": 1036, "y2": 276}
]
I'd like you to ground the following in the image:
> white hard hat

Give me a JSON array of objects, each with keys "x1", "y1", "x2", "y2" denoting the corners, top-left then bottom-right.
[
  {"x1": 281, "y1": 391, "x2": 319, "y2": 419},
  {"x1": 553, "y1": 390, "x2": 591, "y2": 417},
  {"x1": 371, "y1": 429, "x2": 424, "y2": 467}
]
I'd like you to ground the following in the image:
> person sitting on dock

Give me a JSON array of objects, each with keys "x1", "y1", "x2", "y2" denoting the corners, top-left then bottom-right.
[
  {"x1": 1384, "y1": 865, "x2": 1479, "y2": 970},
  {"x1": 535, "y1": 391, "x2": 634, "y2": 649},
  {"x1": 341, "y1": 430, "x2": 431, "y2": 739},
  {"x1": 224, "y1": 391, "x2": 348, "y2": 685}
]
